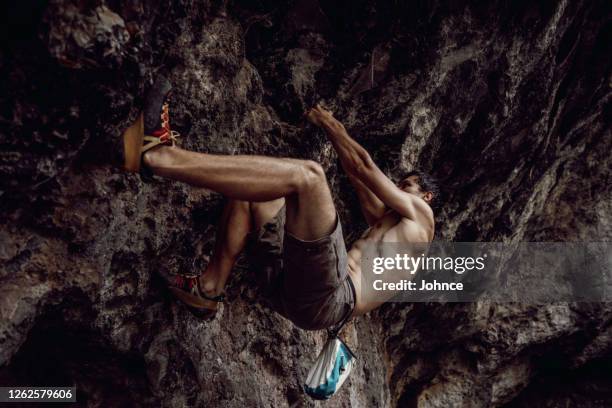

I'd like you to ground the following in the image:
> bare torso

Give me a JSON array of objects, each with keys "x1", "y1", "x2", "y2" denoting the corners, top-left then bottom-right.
[{"x1": 347, "y1": 209, "x2": 434, "y2": 315}]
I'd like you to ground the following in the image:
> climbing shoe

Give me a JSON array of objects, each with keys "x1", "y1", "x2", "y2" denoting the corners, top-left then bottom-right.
[
  {"x1": 168, "y1": 273, "x2": 225, "y2": 319},
  {"x1": 122, "y1": 75, "x2": 180, "y2": 182}
]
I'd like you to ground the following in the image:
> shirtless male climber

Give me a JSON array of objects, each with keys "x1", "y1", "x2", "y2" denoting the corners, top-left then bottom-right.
[{"x1": 122, "y1": 77, "x2": 437, "y2": 330}]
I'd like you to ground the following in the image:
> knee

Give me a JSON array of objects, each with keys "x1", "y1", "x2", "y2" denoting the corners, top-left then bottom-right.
[{"x1": 296, "y1": 160, "x2": 326, "y2": 191}]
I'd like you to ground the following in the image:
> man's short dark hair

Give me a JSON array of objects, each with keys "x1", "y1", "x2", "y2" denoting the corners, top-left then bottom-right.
[{"x1": 402, "y1": 170, "x2": 439, "y2": 209}]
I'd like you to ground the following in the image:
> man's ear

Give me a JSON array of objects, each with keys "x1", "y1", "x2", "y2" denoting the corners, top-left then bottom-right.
[{"x1": 423, "y1": 192, "x2": 433, "y2": 203}]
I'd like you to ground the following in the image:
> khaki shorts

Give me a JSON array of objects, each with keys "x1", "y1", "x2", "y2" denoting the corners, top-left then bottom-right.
[{"x1": 245, "y1": 207, "x2": 355, "y2": 331}]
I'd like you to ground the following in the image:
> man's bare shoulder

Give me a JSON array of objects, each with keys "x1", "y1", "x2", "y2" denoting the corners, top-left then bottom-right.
[
  {"x1": 408, "y1": 195, "x2": 435, "y2": 235},
  {"x1": 397, "y1": 211, "x2": 435, "y2": 243}
]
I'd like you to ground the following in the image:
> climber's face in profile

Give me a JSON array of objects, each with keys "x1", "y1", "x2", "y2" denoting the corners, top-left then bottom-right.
[
  {"x1": 398, "y1": 175, "x2": 421, "y2": 194},
  {"x1": 398, "y1": 175, "x2": 434, "y2": 204}
]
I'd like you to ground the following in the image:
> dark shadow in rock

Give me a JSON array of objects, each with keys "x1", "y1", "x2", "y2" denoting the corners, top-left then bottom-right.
[
  {"x1": 0, "y1": 290, "x2": 155, "y2": 407},
  {"x1": 503, "y1": 354, "x2": 612, "y2": 408}
]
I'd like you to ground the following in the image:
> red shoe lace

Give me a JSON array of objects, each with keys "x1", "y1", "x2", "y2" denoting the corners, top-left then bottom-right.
[
  {"x1": 152, "y1": 102, "x2": 180, "y2": 144},
  {"x1": 174, "y1": 274, "x2": 196, "y2": 289}
]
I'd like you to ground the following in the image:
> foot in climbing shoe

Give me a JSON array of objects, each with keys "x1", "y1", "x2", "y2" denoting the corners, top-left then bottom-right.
[
  {"x1": 122, "y1": 75, "x2": 181, "y2": 182},
  {"x1": 167, "y1": 273, "x2": 225, "y2": 319}
]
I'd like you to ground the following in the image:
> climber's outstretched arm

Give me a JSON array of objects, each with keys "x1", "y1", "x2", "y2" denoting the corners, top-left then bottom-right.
[
  {"x1": 341, "y1": 165, "x2": 385, "y2": 225},
  {"x1": 306, "y1": 105, "x2": 431, "y2": 224},
  {"x1": 304, "y1": 107, "x2": 384, "y2": 225}
]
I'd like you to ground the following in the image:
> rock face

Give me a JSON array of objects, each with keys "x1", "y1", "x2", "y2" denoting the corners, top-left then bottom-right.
[{"x1": 0, "y1": 0, "x2": 610, "y2": 406}]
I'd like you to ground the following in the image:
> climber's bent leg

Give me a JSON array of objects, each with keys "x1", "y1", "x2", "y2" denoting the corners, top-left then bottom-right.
[
  {"x1": 199, "y1": 198, "x2": 285, "y2": 295},
  {"x1": 144, "y1": 146, "x2": 353, "y2": 329},
  {"x1": 199, "y1": 199, "x2": 251, "y2": 297},
  {"x1": 143, "y1": 146, "x2": 336, "y2": 240}
]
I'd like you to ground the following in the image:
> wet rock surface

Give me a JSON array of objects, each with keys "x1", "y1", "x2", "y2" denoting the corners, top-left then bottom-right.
[{"x1": 0, "y1": 0, "x2": 610, "y2": 406}]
